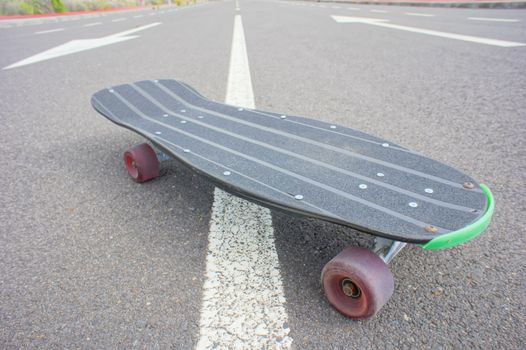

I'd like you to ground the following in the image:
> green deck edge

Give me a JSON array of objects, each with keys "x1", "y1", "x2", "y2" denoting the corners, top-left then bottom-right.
[{"x1": 421, "y1": 184, "x2": 494, "y2": 250}]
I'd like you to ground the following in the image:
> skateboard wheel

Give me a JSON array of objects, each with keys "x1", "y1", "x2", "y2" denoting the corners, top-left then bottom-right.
[
  {"x1": 123, "y1": 143, "x2": 160, "y2": 183},
  {"x1": 321, "y1": 246, "x2": 394, "y2": 319}
]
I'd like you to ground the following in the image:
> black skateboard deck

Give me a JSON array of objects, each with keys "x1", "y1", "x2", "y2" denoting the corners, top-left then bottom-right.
[{"x1": 91, "y1": 79, "x2": 493, "y2": 248}]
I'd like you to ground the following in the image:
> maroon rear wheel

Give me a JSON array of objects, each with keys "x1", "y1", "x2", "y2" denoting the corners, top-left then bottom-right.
[
  {"x1": 321, "y1": 246, "x2": 394, "y2": 319},
  {"x1": 123, "y1": 143, "x2": 160, "y2": 183}
]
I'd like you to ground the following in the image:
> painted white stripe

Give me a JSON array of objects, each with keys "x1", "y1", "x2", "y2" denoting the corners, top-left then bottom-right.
[
  {"x1": 112, "y1": 18, "x2": 126, "y2": 22},
  {"x1": 332, "y1": 15, "x2": 526, "y2": 47},
  {"x1": 405, "y1": 12, "x2": 435, "y2": 17},
  {"x1": 196, "y1": 14, "x2": 292, "y2": 350},
  {"x1": 83, "y1": 22, "x2": 102, "y2": 27},
  {"x1": 134, "y1": 14, "x2": 144, "y2": 18},
  {"x1": 347, "y1": 7, "x2": 360, "y2": 11},
  {"x1": 371, "y1": 9, "x2": 387, "y2": 13},
  {"x1": 34, "y1": 28, "x2": 64, "y2": 34},
  {"x1": 468, "y1": 17, "x2": 519, "y2": 23}
]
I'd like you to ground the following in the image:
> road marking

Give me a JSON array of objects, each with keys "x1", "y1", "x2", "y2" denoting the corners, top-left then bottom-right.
[
  {"x1": 347, "y1": 7, "x2": 360, "y2": 10},
  {"x1": 3, "y1": 22, "x2": 161, "y2": 70},
  {"x1": 112, "y1": 18, "x2": 126, "y2": 22},
  {"x1": 196, "y1": 14, "x2": 292, "y2": 350},
  {"x1": 405, "y1": 12, "x2": 435, "y2": 17},
  {"x1": 34, "y1": 28, "x2": 64, "y2": 34},
  {"x1": 83, "y1": 22, "x2": 102, "y2": 27},
  {"x1": 468, "y1": 17, "x2": 519, "y2": 23},
  {"x1": 134, "y1": 14, "x2": 144, "y2": 18},
  {"x1": 371, "y1": 9, "x2": 387, "y2": 13},
  {"x1": 332, "y1": 15, "x2": 526, "y2": 47}
]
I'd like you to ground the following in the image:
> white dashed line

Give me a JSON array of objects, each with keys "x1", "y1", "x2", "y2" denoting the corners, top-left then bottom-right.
[
  {"x1": 134, "y1": 14, "x2": 144, "y2": 18},
  {"x1": 111, "y1": 18, "x2": 126, "y2": 22},
  {"x1": 405, "y1": 12, "x2": 435, "y2": 17},
  {"x1": 468, "y1": 17, "x2": 519, "y2": 22},
  {"x1": 196, "y1": 14, "x2": 292, "y2": 350},
  {"x1": 371, "y1": 9, "x2": 387, "y2": 13},
  {"x1": 83, "y1": 22, "x2": 102, "y2": 27},
  {"x1": 347, "y1": 7, "x2": 360, "y2": 11},
  {"x1": 34, "y1": 28, "x2": 64, "y2": 34}
]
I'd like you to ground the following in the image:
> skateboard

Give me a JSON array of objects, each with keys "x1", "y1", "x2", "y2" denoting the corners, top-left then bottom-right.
[{"x1": 91, "y1": 79, "x2": 494, "y2": 319}]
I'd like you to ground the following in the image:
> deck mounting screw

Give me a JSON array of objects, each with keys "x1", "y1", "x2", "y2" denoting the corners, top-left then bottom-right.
[
  {"x1": 330, "y1": 125, "x2": 337, "y2": 129},
  {"x1": 163, "y1": 114, "x2": 168, "y2": 117},
  {"x1": 463, "y1": 182, "x2": 475, "y2": 189},
  {"x1": 280, "y1": 115, "x2": 287, "y2": 119},
  {"x1": 377, "y1": 172, "x2": 385, "y2": 177},
  {"x1": 425, "y1": 188, "x2": 434, "y2": 194},
  {"x1": 359, "y1": 184, "x2": 368, "y2": 189},
  {"x1": 238, "y1": 108, "x2": 244, "y2": 111},
  {"x1": 109, "y1": 89, "x2": 114, "y2": 93},
  {"x1": 425, "y1": 225, "x2": 438, "y2": 233},
  {"x1": 197, "y1": 115, "x2": 204, "y2": 119},
  {"x1": 294, "y1": 194, "x2": 303, "y2": 200},
  {"x1": 223, "y1": 171, "x2": 231, "y2": 176},
  {"x1": 382, "y1": 143, "x2": 389, "y2": 148},
  {"x1": 181, "y1": 120, "x2": 187, "y2": 124},
  {"x1": 180, "y1": 109, "x2": 186, "y2": 113},
  {"x1": 155, "y1": 131, "x2": 162, "y2": 135},
  {"x1": 409, "y1": 202, "x2": 418, "y2": 208},
  {"x1": 183, "y1": 149, "x2": 190, "y2": 153}
]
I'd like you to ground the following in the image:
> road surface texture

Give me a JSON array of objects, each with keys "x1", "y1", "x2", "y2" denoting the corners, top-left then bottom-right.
[{"x1": 1, "y1": 0, "x2": 525, "y2": 349}]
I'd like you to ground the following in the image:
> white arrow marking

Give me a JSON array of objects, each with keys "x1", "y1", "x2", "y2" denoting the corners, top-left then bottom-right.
[
  {"x1": 3, "y1": 22, "x2": 161, "y2": 70},
  {"x1": 332, "y1": 15, "x2": 526, "y2": 47}
]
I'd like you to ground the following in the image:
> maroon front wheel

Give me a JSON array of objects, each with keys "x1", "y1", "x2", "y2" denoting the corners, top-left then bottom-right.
[
  {"x1": 123, "y1": 143, "x2": 160, "y2": 183},
  {"x1": 321, "y1": 246, "x2": 394, "y2": 319}
]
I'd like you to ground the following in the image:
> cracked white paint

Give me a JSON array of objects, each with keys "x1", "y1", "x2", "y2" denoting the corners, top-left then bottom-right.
[{"x1": 195, "y1": 14, "x2": 292, "y2": 350}]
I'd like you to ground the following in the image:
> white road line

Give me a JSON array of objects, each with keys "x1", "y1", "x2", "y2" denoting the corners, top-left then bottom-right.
[
  {"x1": 468, "y1": 17, "x2": 519, "y2": 22},
  {"x1": 34, "y1": 28, "x2": 64, "y2": 34},
  {"x1": 84, "y1": 22, "x2": 102, "y2": 27},
  {"x1": 347, "y1": 7, "x2": 360, "y2": 11},
  {"x1": 112, "y1": 18, "x2": 126, "y2": 22},
  {"x1": 371, "y1": 9, "x2": 387, "y2": 13},
  {"x1": 332, "y1": 15, "x2": 526, "y2": 47},
  {"x1": 405, "y1": 12, "x2": 435, "y2": 17},
  {"x1": 196, "y1": 14, "x2": 292, "y2": 350},
  {"x1": 134, "y1": 14, "x2": 144, "y2": 18}
]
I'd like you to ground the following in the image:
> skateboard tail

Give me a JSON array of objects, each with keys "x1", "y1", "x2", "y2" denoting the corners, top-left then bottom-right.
[{"x1": 420, "y1": 184, "x2": 494, "y2": 250}]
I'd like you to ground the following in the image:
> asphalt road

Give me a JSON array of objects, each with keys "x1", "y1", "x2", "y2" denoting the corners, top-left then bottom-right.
[{"x1": 1, "y1": 0, "x2": 525, "y2": 348}]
